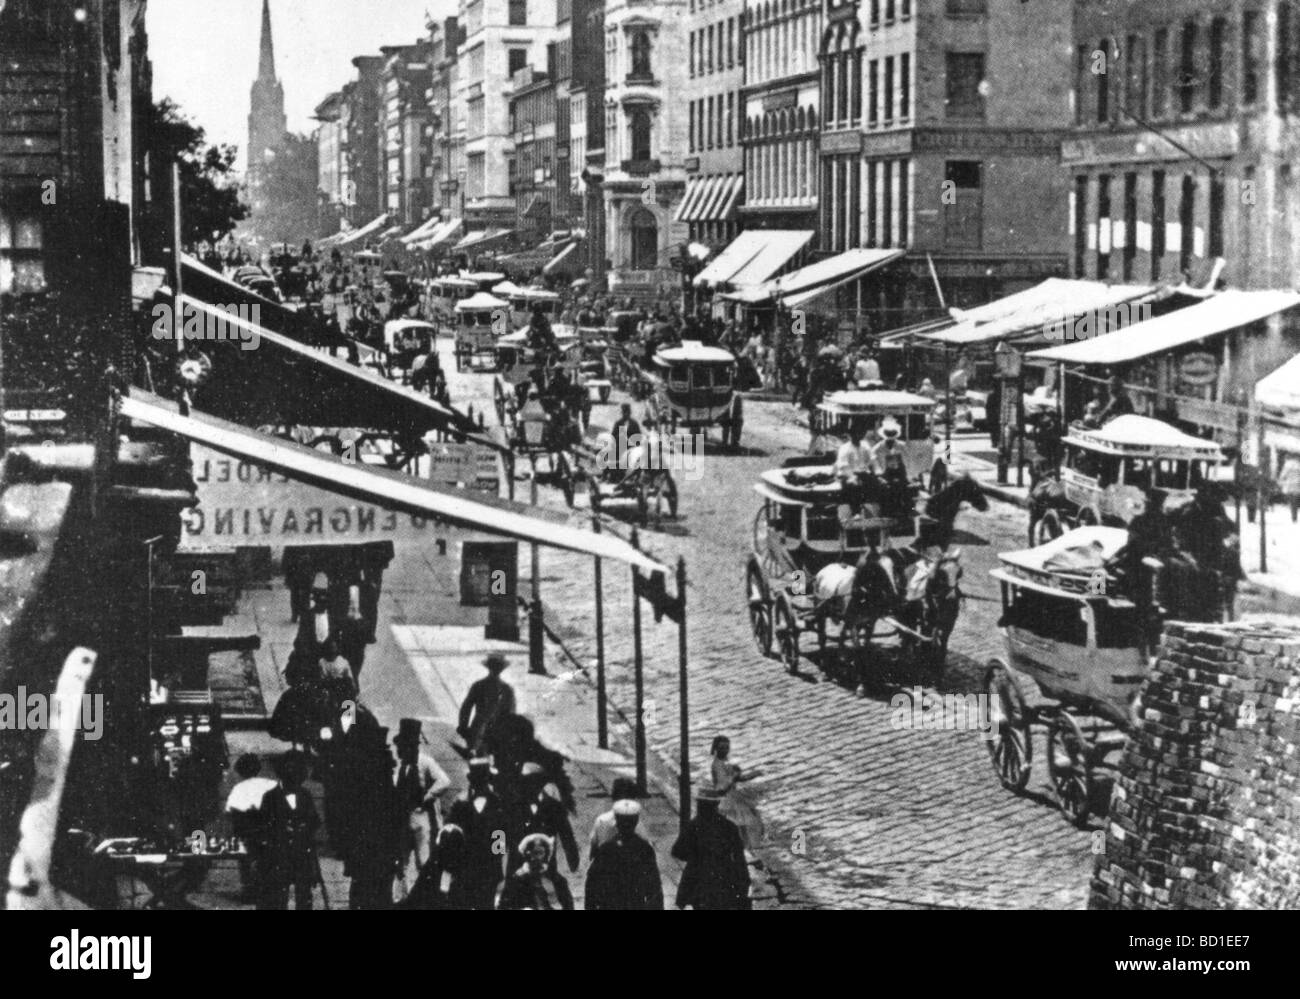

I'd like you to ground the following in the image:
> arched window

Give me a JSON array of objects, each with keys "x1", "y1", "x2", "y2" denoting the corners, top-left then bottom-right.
[
  {"x1": 630, "y1": 109, "x2": 652, "y2": 161},
  {"x1": 631, "y1": 31, "x2": 652, "y2": 77},
  {"x1": 630, "y1": 208, "x2": 658, "y2": 270}
]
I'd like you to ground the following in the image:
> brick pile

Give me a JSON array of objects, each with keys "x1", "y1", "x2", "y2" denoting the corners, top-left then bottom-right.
[{"x1": 1090, "y1": 620, "x2": 1300, "y2": 910}]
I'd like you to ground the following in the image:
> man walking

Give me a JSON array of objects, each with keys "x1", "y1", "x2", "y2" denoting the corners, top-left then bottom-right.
[
  {"x1": 585, "y1": 800, "x2": 664, "y2": 910},
  {"x1": 671, "y1": 788, "x2": 752, "y2": 910},
  {"x1": 393, "y1": 719, "x2": 452, "y2": 889},
  {"x1": 457, "y1": 653, "x2": 516, "y2": 757}
]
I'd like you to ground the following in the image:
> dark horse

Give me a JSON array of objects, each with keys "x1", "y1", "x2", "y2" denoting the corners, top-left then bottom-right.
[
  {"x1": 1026, "y1": 462, "x2": 1072, "y2": 546},
  {"x1": 918, "y1": 474, "x2": 989, "y2": 551}
]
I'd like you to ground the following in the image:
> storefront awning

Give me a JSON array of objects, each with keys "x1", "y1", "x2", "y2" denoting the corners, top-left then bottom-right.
[
  {"x1": 177, "y1": 295, "x2": 504, "y2": 451},
  {"x1": 675, "y1": 176, "x2": 713, "y2": 223},
  {"x1": 696, "y1": 229, "x2": 812, "y2": 287},
  {"x1": 335, "y1": 213, "x2": 391, "y2": 249},
  {"x1": 410, "y1": 218, "x2": 464, "y2": 251},
  {"x1": 679, "y1": 174, "x2": 743, "y2": 224},
  {"x1": 925, "y1": 279, "x2": 1159, "y2": 347},
  {"x1": 1028, "y1": 289, "x2": 1300, "y2": 366},
  {"x1": 543, "y1": 239, "x2": 581, "y2": 274},
  {"x1": 768, "y1": 248, "x2": 905, "y2": 310},
  {"x1": 454, "y1": 229, "x2": 516, "y2": 253},
  {"x1": 401, "y1": 215, "x2": 444, "y2": 246},
  {"x1": 119, "y1": 391, "x2": 667, "y2": 574},
  {"x1": 1257, "y1": 352, "x2": 1300, "y2": 412}
]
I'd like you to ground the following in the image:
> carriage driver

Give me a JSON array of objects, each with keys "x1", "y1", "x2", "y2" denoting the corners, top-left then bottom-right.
[
  {"x1": 834, "y1": 419, "x2": 878, "y2": 517},
  {"x1": 872, "y1": 419, "x2": 912, "y2": 518}
]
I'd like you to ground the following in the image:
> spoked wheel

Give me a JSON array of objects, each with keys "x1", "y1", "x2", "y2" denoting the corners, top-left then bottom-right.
[
  {"x1": 985, "y1": 660, "x2": 1033, "y2": 793},
  {"x1": 1048, "y1": 712, "x2": 1093, "y2": 827},
  {"x1": 1077, "y1": 507, "x2": 1100, "y2": 527},
  {"x1": 745, "y1": 558, "x2": 773, "y2": 658},
  {"x1": 1033, "y1": 508, "x2": 1065, "y2": 546},
  {"x1": 774, "y1": 597, "x2": 800, "y2": 674}
]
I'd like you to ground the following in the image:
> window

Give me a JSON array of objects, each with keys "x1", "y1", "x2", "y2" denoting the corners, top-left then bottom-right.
[
  {"x1": 1178, "y1": 20, "x2": 1198, "y2": 112},
  {"x1": 1243, "y1": 10, "x2": 1261, "y2": 104},
  {"x1": 1151, "y1": 169, "x2": 1166, "y2": 279},
  {"x1": 1179, "y1": 174, "x2": 1196, "y2": 274},
  {"x1": 837, "y1": 50, "x2": 850, "y2": 123},
  {"x1": 946, "y1": 52, "x2": 985, "y2": 118},
  {"x1": 900, "y1": 53, "x2": 910, "y2": 118},
  {"x1": 727, "y1": 91, "x2": 735, "y2": 145},
  {"x1": 884, "y1": 56, "x2": 895, "y2": 122},
  {"x1": 1073, "y1": 176, "x2": 1088, "y2": 277},
  {"x1": 1096, "y1": 173, "x2": 1111, "y2": 279},
  {"x1": 631, "y1": 31, "x2": 652, "y2": 77},
  {"x1": 866, "y1": 160, "x2": 877, "y2": 246},
  {"x1": 690, "y1": 33, "x2": 696, "y2": 78},
  {"x1": 630, "y1": 207, "x2": 657, "y2": 269},
  {"x1": 630, "y1": 109, "x2": 652, "y2": 161},
  {"x1": 868, "y1": 59, "x2": 879, "y2": 125},
  {"x1": 1209, "y1": 17, "x2": 1226, "y2": 108},
  {"x1": 870, "y1": 0, "x2": 880, "y2": 27},
  {"x1": 1152, "y1": 29, "x2": 1168, "y2": 116},
  {"x1": 1125, "y1": 35, "x2": 1147, "y2": 118},
  {"x1": 508, "y1": 48, "x2": 527, "y2": 77},
  {"x1": 706, "y1": 25, "x2": 714, "y2": 74},
  {"x1": 944, "y1": 160, "x2": 982, "y2": 249},
  {"x1": 1074, "y1": 44, "x2": 1090, "y2": 125},
  {"x1": 881, "y1": 160, "x2": 893, "y2": 247},
  {"x1": 728, "y1": 18, "x2": 735, "y2": 67},
  {"x1": 901, "y1": 0, "x2": 911, "y2": 16},
  {"x1": 0, "y1": 211, "x2": 45, "y2": 295},
  {"x1": 509, "y1": 0, "x2": 527, "y2": 26},
  {"x1": 1209, "y1": 172, "x2": 1225, "y2": 257},
  {"x1": 707, "y1": 97, "x2": 714, "y2": 149},
  {"x1": 1123, "y1": 172, "x2": 1138, "y2": 280},
  {"x1": 897, "y1": 158, "x2": 908, "y2": 245},
  {"x1": 689, "y1": 101, "x2": 695, "y2": 152},
  {"x1": 886, "y1": 0, "x2": 895, "y2": 22},
  {"x1": 1096, "y1": 39, "x2": 1111, "y2": 123},
  {"x1": 851, "y1": 48, "x2": 863, "y2": 123}
]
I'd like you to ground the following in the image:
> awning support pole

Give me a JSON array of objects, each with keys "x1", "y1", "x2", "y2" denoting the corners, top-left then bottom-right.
[
  {"x1": 593, "y1": 517, "x2": 608, "y2": 750},
  {"x1": 529, "y1": 471, "x2": 544, "y2": 674},
  {"x1": 676, "y1": 556, "x2": 690, "y2": 837},
  {"x1": 1256, "y1": 406, "x2": 1268, "y2": 575},
  {"x1": 631, "y1": 529, "x2": 647, "y2": 796}
]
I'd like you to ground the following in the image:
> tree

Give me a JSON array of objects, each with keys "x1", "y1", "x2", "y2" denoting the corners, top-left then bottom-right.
[
  {"x1": 149, "y1": 98, "x2": 249, "y2": 244},
  {"x1": 247, "y1": 133, "x2": 320, "y2": 244}
]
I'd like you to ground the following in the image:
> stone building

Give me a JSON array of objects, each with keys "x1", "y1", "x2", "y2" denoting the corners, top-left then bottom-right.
[
  {"x1": 379, "y1": 41, "x2": 435, "y2": 226},
  {"x1": 247, "y1": 0, "x2": 288, "y2": 205}
]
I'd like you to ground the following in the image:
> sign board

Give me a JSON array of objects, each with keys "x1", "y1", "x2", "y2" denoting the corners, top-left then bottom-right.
[
  {"x1": 993, "y1": 341, "x2": 1023, "y2": 379},
  {"x1": 427, "y1": 442, "x2": 500, "y2": 492},
  {"x1": 1178, "y1": 351, "x2": 1218, "y2": 386},
  {"x1": 181, "y1": 444, "x2": 502, "y2": 548}
]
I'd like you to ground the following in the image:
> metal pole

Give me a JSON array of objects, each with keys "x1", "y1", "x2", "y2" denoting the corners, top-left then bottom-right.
[
  {"x1": 944, "y1": 345, "x2": 953, "y2": 475},
  {"x1": 593, "y1": 516, "x2": 608, "y2": 750},
  {"x1": 529, "y1": 471, "x2": 544, "y2": 673},
  {"x1": 631, "y1": 563, "x2": 647, "y2": 796},
  {"x1": 676, "y1": 557, "x2": 690, "y2": 836},
  {"x1": 1016, "y1": 366, "x2": 1025, "y2": 489},
  {"x1": 1256, "y1": 407, "x2": 1267, "y2": 574}
]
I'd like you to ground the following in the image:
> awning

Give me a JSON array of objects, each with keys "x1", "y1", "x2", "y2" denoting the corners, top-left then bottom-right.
[
  {"x1": 675, "y1": 177, "x2": 711, "y2": 223},
  {"x1": 764, "y1": 248, "x2": 905, "y2": 311},
  {"x1": 181, "y1": 254, "x2": 316, "y2": 342},
  {"x1": 712, "y1": 175, "x2": 744, "y2": 221},
  {"x1": 1257, "y1": 352, "x2": 1300, "y2": 412},
  {"x1": 119, "y1": 391, "x2": 667, "y2": 574},
  {"x1": 925, "y1": 279, "x2": 1159, "y2": 347},
  {"x1": 696, "y1": 229, "x2": 813, "y2": 287},
  {"x1": 408, "y1": 218, "x2": 464, "y2": 251},
  {"x1": 696, "y1": 174, "x2": 742, "y2": 222},
  {"x1": 336, "y1": 213, "x2": 391, "y2": 249},
  {"x1": 1028, "y1": 289, "x2": 1300, "y2": 366},
  {"x1": 401, "y1": 215, "x2": 444, "y2": 246},
  {"x1": 543, "y1": 240, "x2": 580, "y2": 274},
  {"x1": 177, "y1": 294, "x2": 505, "y2": 452},
  {"x1": 454, "y1": 229, "x2": 516, "y2": 253}
]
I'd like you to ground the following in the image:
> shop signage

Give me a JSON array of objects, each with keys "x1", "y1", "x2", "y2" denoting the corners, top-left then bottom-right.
[
  {"x1": 1061, "y1": 121, "x2": 1238, "y2": 166},
  {"x1": 821, "y1": 131, "x2": 863, "y2": 155},
  {"x1": 914, "y1": 129, "x2": 1060, "y2": 154},
  {"x1": 762, "y1": 89, "x2": 799, "y2": 112},
  {"x1": 1178, "y1": 351, "x2": 1219, "y2": 386}
]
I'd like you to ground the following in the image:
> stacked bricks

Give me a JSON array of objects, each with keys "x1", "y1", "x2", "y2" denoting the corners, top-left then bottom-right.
[{"x1": 1090, "y1": 620, "x2": 1300, "y2": 910}]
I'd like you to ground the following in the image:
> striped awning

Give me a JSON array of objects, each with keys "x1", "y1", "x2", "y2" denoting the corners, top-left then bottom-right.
[
  {"x1": 676, "y1": 174, "x2": 743, "y2": 224},
  {"x1": 335, "y1": 213, "x2": 391, "y2": 249}
]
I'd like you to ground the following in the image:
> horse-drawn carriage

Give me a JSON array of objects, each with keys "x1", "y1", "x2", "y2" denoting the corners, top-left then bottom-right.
[
  {"x1": 810, "y1": 390, "x2": 946, "y2": 490},
  {"x1": 745, "y1": 459, "x2": 979, "y2": 679},
  {"x1": 428, "y1": 276, "x2": 479, "y2": 326},
  {"x1": 570, "y1": 428, "x2": 679, "y2": 527},
  {"x1": 453, "y1": 292, "x2": 509, "y2": 372},
  {"x1": 648, "y1": 342, "x2": 744, "y2": 447},
  {"x1": 1029, "y1": 414, "x2": 1225, "y2": 545}
]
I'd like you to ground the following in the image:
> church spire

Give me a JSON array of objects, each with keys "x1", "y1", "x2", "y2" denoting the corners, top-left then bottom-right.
[{"x1": 257, "y1": 0, "x2": 277, "y2": 83}]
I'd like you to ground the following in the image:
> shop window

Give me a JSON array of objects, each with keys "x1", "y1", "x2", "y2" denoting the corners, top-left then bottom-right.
[{"x1": 944, "y1": 160, "x2": 982, "y2": 249}]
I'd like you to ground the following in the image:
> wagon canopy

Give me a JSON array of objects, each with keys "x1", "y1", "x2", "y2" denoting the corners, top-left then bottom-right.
[
  {"x1": 1061, "y1": 415, "x2": 1224, "y2": 461},
  {"x1": 653, "y1": 341, "x2": 737, "y2": 366},
  {"x1": 455, "y1": 292, "x2": 510, "y2": 312},
  {"x1": 818, "y1": 390, "x2": 935, "y2": 415}
]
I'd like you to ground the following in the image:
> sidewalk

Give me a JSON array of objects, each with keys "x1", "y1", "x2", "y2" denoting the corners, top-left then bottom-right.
[
  {"x1": 952, "y1": 433, "x2": 1300, "y2": 603},
  {"x1": 176, "y1": 565, "x2": 762, "y2": 909}
]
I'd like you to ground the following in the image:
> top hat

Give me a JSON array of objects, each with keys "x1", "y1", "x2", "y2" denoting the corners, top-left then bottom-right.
[
  {"x1": 395, "y1": 718, "x2": 424, "y2": 745},
  {"x1": 483, "y1": 652, "x2": 509, "y2": 672}
]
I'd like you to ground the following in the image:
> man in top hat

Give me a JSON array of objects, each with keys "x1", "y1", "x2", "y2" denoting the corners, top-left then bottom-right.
[
  {"x1": 671, "y1": 787, "x2": 752, "y2": 910},
  {"x1": 457, "y1": 652, "x2": 517, "y2": 757},
  {"x1": 393, "y1": 719, "x2": 452, "y2": 887},
  {"x1": 585, "y1": 799, "x2": 664, "y2": 910},
  {"x1": 453, "y1": 759, "x2": 508, "y2": 909}
]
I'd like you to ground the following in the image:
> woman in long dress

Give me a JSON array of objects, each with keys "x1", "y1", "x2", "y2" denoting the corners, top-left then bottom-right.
[{"x1": 710, "y1": 736, "x2": 764, "y2": 852}]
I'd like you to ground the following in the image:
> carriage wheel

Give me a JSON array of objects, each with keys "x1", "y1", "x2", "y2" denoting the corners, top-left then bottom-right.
[
  {"x1": 745, "y1": 558, "x2": 773, "y2": 658},
  {"x1": 1077, "y1": 507, "x2": 1101, "y2": 527},
  {"x1": 1048, "y1": 712, "x2": 1093, "y2": 827},
  {"x1": 1034, "y1": 508, "x2": 1065, "y2": 546},
  {"x1": 774, "y1": 597, "x2": 800, "y2": 674},
  {"x1": 493, "y1": 379, "x2": 507, "y2": 427},
  {"x1": 308, "y1": 434, "x2": 344, "y2": 457},
  {"x1": 985, "y1": 660, "x2": 1033, "y2": 793}
]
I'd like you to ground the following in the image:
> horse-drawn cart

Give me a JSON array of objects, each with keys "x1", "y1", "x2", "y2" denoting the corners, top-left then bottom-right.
[
  {"x1": 745, "y1": 460, "x2": 965, "y2": 680},
  {"x1": 453, "y1": 292, "x2": 508, "y2": 372}
]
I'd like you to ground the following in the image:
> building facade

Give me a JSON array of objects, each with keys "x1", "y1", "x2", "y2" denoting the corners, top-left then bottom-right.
[
  {"x1": 1067, "y1": 0, "x2": 1300, "y2": 292},
  {"x1": 431, "y1": 17, "x2": 463, "y2": 222},
  {"x1": 742, "y1": 0, "x2": 822, "y2": 235},
  {"x1": 455, "y1": 0, "x2": 560, "y2": 233},
  {"x1": 679, "y1": 0, "x2": 746, "y2": 248},
  {"x1": 344, "y1": 55, "x2": 386, "y2": 225},
  {"x1": 603, "y1": 0, "x2": 689, "y2": 294},
  {"x1": 314, "y1": 90, "x2": 348, "y2": 237},
  {"x1": 380, "y1": 42, "x2": 435, "y2": 226},
  {"x1": 509, "y1": 62, "x2": 560, "y2": 237},
  {"x1": 571, "y1": 0, "x2": 606, "y2": 276}
]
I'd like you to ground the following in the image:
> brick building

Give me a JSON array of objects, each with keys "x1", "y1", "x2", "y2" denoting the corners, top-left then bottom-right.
[{"x1": 379, "y1": 42, "x2": 435, "y2": 226}]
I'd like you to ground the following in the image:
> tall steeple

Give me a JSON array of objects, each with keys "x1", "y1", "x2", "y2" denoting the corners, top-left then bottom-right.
[
  {"x1": 248, "y1": 0, "x2": 287, "y2": 178},
  {"x1": 258, "y1": 0, "x2": 277, "y2": 83}
]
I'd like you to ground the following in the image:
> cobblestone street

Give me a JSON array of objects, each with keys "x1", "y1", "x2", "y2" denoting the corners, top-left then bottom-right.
[{"x1": 449, "y1": 352, "x2": 1100, "y2": 909}]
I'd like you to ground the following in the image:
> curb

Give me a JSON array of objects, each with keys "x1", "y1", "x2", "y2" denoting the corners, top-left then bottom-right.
[{"x1": 975, "y1": 478, "x2": 1029, "y2": 509}]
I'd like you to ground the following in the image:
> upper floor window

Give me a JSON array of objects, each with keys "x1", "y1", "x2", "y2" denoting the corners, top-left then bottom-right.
[
  {"x1": 631, "y1": 31, "x2": 653, "y2": 77},
  {"x1": 0, "y1": 211, "x2": 46, "y2": 296},
  {"x1": 945, "y1": 52, "x2": 986, "y2": 118},
  {"x1": 1243, "y1": 10, "x2": 1262, "y2": 105},
  {"x1": 630, "y1": 110, "x2": 652, "y2": 161},
  {"x1": 1177, "y1": 20, "x2": 1198, "y2": 112},
  {"x1": 509, "y1": 0, "x2": 527, "y2": 27}
]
